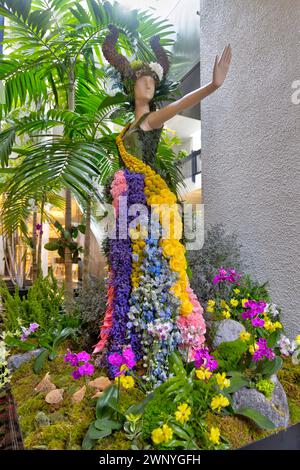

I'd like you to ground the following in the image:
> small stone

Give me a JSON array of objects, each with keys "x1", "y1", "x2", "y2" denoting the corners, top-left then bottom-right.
[
  {"x1": 88, "y1": 376, "x2": 111, "y2": 390},
  {"x1": 45, "y1": 388, "x2": 64, "y2": 404},
  {"x1": 8, "y1": 348, "x2": 45, "y2": 371},
  {"x1": 232, "y1": 375, "x2": 289, "y2": 429},
  {"x1": 34, "y1": 372, "x2": 56, "y2": 394},
  {"x1": 211, "y1": 319, "x2": 245, "y2": 349},
  {"x1": 35, "y1": 411, "x2": 51, "y2": 427},
  {"x1": 71, "y1": 385, "x2": 86, "y2": 404}
]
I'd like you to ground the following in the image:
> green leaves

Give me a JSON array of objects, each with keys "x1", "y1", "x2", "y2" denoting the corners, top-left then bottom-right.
[
  {"x1": 33, "y1": 349, "x2": 50, "y2": 374},
  {"x1": 82, "y1": 384, "x2": 124, "y2": 450},
  {"x1": 0, "y1": 127, "x2": 16, "y2": 167},
  {"x1": 95, "y1": 384, "x2": 119, "y2": 419},
  {"x1": 4, "y1": 335, "x2": 37, "y2": 351},
  {"x1": 94, "y1": 418, "x2": 122, "y2": 432},
  {"x1": 233, "y1": 407, "x2": 276, "y2": 430},
  {"x1": 126, "y1": 392, "x2": 154, "y2": 416},
  {"x1": 226, "y1": 371, "x2": 250, "y2": 393},
  {"x1": 260, "y1": 357, "x2": 283, "y2": 378},
  {"x1": 168, "y1": 351, "x2": 186, "y2": 377}
]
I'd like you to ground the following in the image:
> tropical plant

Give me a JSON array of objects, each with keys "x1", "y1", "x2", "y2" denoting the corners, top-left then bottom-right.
[
  {"x1": 44, "y1": 220, "x2": 85, "y2": 263},
  {"x1": 82, "y1": 383, "x2": 152, "y2": 450},
  {"x1": 0, "y1": 0, "x2": 178, "y2": 302}
]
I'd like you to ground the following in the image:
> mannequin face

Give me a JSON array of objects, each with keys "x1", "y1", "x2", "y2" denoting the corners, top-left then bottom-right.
[{"x1": 134, "y1": 74, "x2": 156, "y2": 104}]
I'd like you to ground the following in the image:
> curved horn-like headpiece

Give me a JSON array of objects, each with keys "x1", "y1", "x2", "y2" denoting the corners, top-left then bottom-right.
[
  {"x1": 149, "y1": 35, "x2": 170, "y2": 77},
  {"x1": 102, "y1": 24, "x2": 135, "y2": 79}
]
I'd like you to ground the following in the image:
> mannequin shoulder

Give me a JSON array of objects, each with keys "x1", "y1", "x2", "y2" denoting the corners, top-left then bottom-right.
[{"x1": 140, "y1": 112, "x2": 164, "y2": 131}]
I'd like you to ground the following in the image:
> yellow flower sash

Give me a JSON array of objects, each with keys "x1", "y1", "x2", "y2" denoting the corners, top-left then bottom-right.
[{"x1": 116, "y1": 126, "x2": 194, "y2": 316}]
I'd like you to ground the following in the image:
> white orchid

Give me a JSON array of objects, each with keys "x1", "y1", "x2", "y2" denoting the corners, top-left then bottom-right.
[{"x1": 148, "y1": 62, "x2": 164, "y2": 81}]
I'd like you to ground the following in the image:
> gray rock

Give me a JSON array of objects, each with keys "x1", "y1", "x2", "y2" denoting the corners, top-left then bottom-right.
[
  {"x1": 35, "y1": 411, "x2": 51, "y2": 427},
  {"x1": 232, "y1": 375, "x2": 289, "y2": 429},
  {"x1": 211, "y1": 319, "x2": 245, "y2": 349},
  {"x1": 8, "y1": 348, "x2": 44, "y2": 371}
]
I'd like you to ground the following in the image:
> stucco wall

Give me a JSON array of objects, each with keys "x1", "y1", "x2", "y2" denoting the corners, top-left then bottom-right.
[{"x1": 200, "y1": 0, "x2": 300, "y2": 336}]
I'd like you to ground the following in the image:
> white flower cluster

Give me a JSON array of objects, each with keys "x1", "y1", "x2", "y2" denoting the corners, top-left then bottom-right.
[
  {"x1": 264, "y1": 303, "x2": 279, "y2": 317},
  {"x1": 0, "y1": 337, "x2": 11, "y2": 390},
  {"x1": 277, "y1": 333, "x2": 300, "y2": 364},
  {"x1": 148, "y1": 62, "x2": 164, "y2": 81}
]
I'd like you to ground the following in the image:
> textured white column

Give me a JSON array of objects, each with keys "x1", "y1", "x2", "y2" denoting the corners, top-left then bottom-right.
[{"x1": 200, "y1": 0, "x2": 300, "y2": 336}]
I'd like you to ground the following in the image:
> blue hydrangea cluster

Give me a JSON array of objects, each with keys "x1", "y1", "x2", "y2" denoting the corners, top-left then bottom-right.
[{"x1": 126, "y1": 230, "x2": 182, "y2": 387}]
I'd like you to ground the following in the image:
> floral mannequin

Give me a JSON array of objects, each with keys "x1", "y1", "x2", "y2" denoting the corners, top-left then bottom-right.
[
  {"x1": 132, "y1": 45, "x2": 231, "y2": 131},
  {"x1": 94, "y1": 25, "x2": 232, "y2": 386}
]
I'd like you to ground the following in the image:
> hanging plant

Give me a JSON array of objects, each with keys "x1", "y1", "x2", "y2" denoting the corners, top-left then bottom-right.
[{"x1": 44, "y1": 220, "x2": 85, "y2": 263}]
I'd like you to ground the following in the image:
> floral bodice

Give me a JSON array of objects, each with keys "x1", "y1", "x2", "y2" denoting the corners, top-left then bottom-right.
[{"x1": 122, "y1": 112, "x2": 163, "y2": 165}]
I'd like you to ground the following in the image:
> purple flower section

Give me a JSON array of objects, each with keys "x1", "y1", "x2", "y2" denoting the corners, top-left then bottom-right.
[
  {"x1": 105, "y1": 170, "x2": 146, "y2": 377},
  {"x1": 253, "y1": 338, "x2": 275, "y2": 362},
  {"x1": 108, "y1": 346, "x2": 137, "y2": 377},
  {"x1": 76, "y1": 351, "x2": 91, "y2": 362},
  {"x1": 194, "y1": 347, "x2": 218, "y2": 371},
  {"x1": 64, "y1": 350, "x2": 79, "y2": 367},
  {"x1": 242, "y1": 300, "x2": 266, "y2": 319},
  {"x1": 213, "y1": 267, "x2": 242, "y2": 285},
  {"x1": 251, "y1": 317, "x2": 265, "y2": 328}
]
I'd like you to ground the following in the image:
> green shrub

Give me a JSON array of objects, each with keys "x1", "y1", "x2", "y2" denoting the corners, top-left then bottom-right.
[
  {"x1": 0, "y1": 269, "x2": 64, "y2": 333},
  {"x1": 213, "y1": 339, "x2": 249, "y2": 372},
  {"x1": 74, "y1": 277, "x2": 106, "y2": 350},
  {"x1": 187, "y1": 224, "x2": 244, "y2": 303},
  {"x1": 142, "y1": 382, "x2": 177, "y2": 441},
  {"x1": 256, "y1": 379, "x2": 275, "y2": 399}
]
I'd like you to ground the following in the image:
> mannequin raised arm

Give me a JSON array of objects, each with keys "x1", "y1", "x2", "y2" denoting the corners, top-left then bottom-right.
[{"x1": 147, "y1": 44, "x2": 232, "y2": 130}]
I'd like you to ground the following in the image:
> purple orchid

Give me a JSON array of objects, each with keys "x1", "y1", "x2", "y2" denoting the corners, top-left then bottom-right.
[
  {"x1": 194, "y1": 347, "x2": 218, "y2": 371},
  {"x1": 213, "y1": 267, "x2": 242, "y2": 285},
  {"x1": 251, "y1": 317, "x2": 265, "y2": 328},
  {"x1": 253, "y1": 338, "x2": 275, "y2": 362}
]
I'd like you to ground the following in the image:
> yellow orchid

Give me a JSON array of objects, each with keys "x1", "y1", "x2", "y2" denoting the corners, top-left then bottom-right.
[
  {"x1": 215, "y1": 372, "x2": 231, "y2": 390},
  {"x1": 240, "y1": 331, "x2": 251, "y2": 342},
  {"x1": 211, "y1": 394, "x2": 230, "y2": 412},
  {"x1": 175, "y1": 403, "x2": 192, "y2": 424},
  {"x1": 195, "y1": 367, "x2": 212, "y2": 381},
  {"x1": 119, "y1": 375, "x2": 135, "y2": 389},
  {"x1": 209, "y1": 427, "x2": 221, "y2": 445}
]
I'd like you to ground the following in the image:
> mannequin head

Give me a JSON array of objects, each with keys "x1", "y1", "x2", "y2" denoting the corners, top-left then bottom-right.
[{"x1": 134, "y1": 74, "x2": 156, "y2": 106}]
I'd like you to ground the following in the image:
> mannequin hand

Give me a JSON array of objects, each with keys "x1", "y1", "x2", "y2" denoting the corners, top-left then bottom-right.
[{"x1": 212, "y1": 44, "x2": 232, "y2": 88}]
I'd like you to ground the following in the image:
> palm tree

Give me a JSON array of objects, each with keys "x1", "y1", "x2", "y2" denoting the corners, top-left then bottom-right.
[{"x1": 0, "y1": 0, "x2": 180, "y2": 303}]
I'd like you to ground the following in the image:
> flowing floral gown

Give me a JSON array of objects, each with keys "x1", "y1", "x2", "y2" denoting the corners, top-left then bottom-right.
[{"x1": 94, "y1": 112, "x2": 206, "y2": 386}]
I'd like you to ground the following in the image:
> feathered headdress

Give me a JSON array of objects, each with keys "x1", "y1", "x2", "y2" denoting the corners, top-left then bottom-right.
[{"x1": 102, "y1": 24, "x2": 177, "y2": 107}]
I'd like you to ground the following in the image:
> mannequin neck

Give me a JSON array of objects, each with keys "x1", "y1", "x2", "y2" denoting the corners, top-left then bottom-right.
[{"x1": 134, "y1": 101, "x2": 151, "y2": 123}]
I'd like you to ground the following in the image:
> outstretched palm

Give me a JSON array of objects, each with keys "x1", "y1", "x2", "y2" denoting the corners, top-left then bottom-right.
[{"x1": 212, "y1": 44, "x2": 232, "y2": 88}]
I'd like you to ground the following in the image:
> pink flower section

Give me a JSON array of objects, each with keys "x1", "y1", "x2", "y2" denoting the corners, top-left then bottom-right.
[
  {"x1": 110, "y1": 170, "x2": 127, "y2": 216},
  {"x1": 177, "y1": 285, "x2": 206, "y2": 361},
  {"x1": 93, "y1": 271, "x2": 114, "y2": 353}
]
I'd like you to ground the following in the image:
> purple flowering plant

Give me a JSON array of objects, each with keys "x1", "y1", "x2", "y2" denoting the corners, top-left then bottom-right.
[
  {"x1": 64, "y1": 349, "x2": 95, "y2": 380},
  {"x1": 20, "y1": 323, "x2": 40, "y2": 342},
  {"x1": 107, "y1": 345, "x2": 137, "y2": 378},
  {"x1": 194, "y1": 347, "x2": 218, "y2": 372}
]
